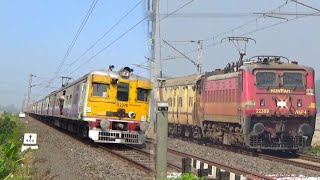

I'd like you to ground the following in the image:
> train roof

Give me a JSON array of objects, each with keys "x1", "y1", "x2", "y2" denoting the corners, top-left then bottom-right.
[
  {"x1": 32, "y1": 68, "x2": 150, "y2": 104},
  {"x1": 204, "y1": 56, "x2": 314, "y2": 78},
  {"x1": 164, "y1": 74, "x2": 203, "y2": 87},
  {"x1": 241, "y1": 61, "x2": 314, "y2": 72},
  {"x1": 206, "y1": 71, "x2": 239, "y2": 81}
]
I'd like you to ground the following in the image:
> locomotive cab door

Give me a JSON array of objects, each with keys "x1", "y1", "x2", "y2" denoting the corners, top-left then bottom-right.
[
  {"x1": 195, "y1": 78, "x2": 203, "y2": 126},
  {"x1": 78, "y1": 81, "x2": 87, "y2": 119},
  {"x1": 237, "y1": 71, "x2": 243, "y2": 120}
]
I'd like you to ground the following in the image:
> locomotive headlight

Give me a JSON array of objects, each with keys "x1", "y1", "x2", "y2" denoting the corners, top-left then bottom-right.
[
  {"x1": 120, "y1": 70, "x2": 130, "y2": 78},
  {"x1": 297, "y1": 99, "x2": 302, "y2": 107},
  {"x1": 128, "y1": 111, "x2": 136, "y2": 118},
  {"x1": 260, "y1": 99, "x2": 265, "y2": 106},
  {"x1": 100, "y1": 119, "x2": 111, "y2": 130},
  {"x1": 252, "y1": 123, "x2": 265, "y2": 135},
  {"x1": 298, "y1": 123, "x2": 312, "y2": 136},
  {"x1": 139, "y1": 122, "x2": 149, "y2": 132}
]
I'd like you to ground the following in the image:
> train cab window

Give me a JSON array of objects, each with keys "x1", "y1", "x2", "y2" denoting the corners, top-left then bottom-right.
[
  {"x1": 117, "y1": 83, "x2": 129, "y2": 101},
  {"x1": 93, "y1": 83, "x2": 108, "y2": 97},
  {"x1": 256, "y1": 72, "x2": 277, "y2": 87},
  {"x1": 283, "y1": 72, "x2": 304, "y2": 88},
  {"x1": 137, "y1": 88, "x2": 149, "y2": 102}
]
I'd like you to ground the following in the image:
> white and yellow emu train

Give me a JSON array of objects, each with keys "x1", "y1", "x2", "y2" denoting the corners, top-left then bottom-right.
[{"x1": 28, "y1": 66, "x2": 152, "y2": 144}]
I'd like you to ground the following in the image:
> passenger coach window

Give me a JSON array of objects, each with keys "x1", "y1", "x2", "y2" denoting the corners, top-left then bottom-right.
[
  {"x1": 283, "y1": 72, "x2": 304, "y2": 87},
  {"x1": 92, "y1": 83, "x2": 108, "y2": 97},
  {"x1": 117, "y1": 83, "x2": 129, "y2": 101},
  {"x1": 256, "y1": 72, "x2": 277, "y2": 87},
  {"x1": 137, "y1": 88, "x2": 149, "y2": 102}
]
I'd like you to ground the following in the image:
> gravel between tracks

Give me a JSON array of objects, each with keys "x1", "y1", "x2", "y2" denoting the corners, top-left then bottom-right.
[
  {"x1": 22, "y1": 116, "x2": 152, "y2": 180},
  {"x1": 167, "y1": 138, "x2": 320, "y2": 177}
]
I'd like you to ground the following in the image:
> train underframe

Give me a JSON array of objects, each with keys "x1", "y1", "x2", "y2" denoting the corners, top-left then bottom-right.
[
  {"x1": 27, "y1": 113, "x2": 145, "y2": 144},
  {"x1": 168, "y1": 115, "x2": 315, "y2": 152}
]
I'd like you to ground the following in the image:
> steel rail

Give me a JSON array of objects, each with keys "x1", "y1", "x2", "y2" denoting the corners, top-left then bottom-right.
[
  {"x1": 298, "y1": 154, "x2": 320, "y2": 164},
  {"x1": 167, "y1": 148, "x2": 272, "y2": 180},
  {"x1": 156, "y1": 136, "x2": 320, "y2": 172},
  {"x1": 126, "y1": 144, "x2": 181, "y2": 171},
  {"x1": 100, "y1": 143, "x2": 181, "y2": 176},
  {"x1": 99, "y1": 145, "x2": 155, "y2": 174},
  {"x1": 258, "y1": 153, "x2": 320, "y2": 172}
]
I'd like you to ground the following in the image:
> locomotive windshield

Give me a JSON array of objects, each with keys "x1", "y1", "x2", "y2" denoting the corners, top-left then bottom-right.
[
  {"x1": 117, "y1": 82, "x2": 129, "y2": 101},
  {"x1": 92, "y1": 83, "x2": 108, "y2": 97},
  {"x1": 137, "y1": 88, "x2": 149, "y2": 102},
  {"x1": 256, "y1": 72, "x2": 277, "y2": 87},
  {"x1": 283, "y1": 72, "x2": 304, "y2": 87}
]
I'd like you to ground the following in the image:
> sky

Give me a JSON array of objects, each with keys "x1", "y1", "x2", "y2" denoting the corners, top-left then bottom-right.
[{"x1": 0, "y1": 0, "x2": 319, "y2": 109}]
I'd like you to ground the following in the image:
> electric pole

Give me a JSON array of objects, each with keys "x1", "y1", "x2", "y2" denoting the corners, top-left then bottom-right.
[
  {"x1": 27, "y1": 74, "x2": 35, "y2": 112},
  {"x1": 197, "y1": 40, "x2": 203, "y2": 74},
  {"x1": 149, "y1": 0, "x2": 168, "y2": 180}
]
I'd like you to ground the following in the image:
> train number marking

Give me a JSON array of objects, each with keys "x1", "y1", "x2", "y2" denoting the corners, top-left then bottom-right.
[
  {"x1": 256, "y1": 109, "x2": 270, "y2": 114},
  {"x1": 295, "y1": 110, "x2": 307, "y2": 115},
  {"x1": 117, "y1": 103, "x2": 128, "y2": 108}
]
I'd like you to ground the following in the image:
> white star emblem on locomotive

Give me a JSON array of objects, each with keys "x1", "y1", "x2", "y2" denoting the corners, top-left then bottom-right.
[{"x1": 276, "y1": 99, "x2": 287, "y2": 108}]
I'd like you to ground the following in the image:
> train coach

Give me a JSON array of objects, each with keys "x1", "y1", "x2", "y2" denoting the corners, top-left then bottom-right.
[
  {"x1": 29, "y1": 66, "x2": 152, "y2": 144},
  {"x1": 157, "y1": 56, "x2": 316, "y2": 152}
]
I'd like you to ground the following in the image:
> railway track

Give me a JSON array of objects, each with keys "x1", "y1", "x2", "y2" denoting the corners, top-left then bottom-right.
[
  {"x1": 167, "y1": 148, "x2": 272, "y2": 180},
  {"x1": 257, "y1": 153, "x2": 320, "y2": 172},
  {"x1": 298, "y1": 153, "x2": 320, "y2": 164},
  {"x1": 99, "y1": 144, "x2": 180, "y2": 175},
  {"x1": 147, "y1": 138, "x2": 320, "y2": 174},
  {"x1": 145, "y1": 139, "x2": 271, "y2": 179}
]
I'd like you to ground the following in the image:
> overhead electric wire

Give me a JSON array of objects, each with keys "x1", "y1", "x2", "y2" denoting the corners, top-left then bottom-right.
[
  {"x1": 160, "y1": 0, "x2": 195, "y2": 21},
  {"x1": 291, "y1": 0, "x2": 320, "y2": 12},
  {"x1": 36, "y1": 0, "x2": 99, "y2": 97},
  {"x1": 201, "y1": 1, "x2": 291, "y2": 42},
  {"x1": 159, "y1": 12, "x2": 259, "y2": 18},
  {"x1": 55, "y1": 0, "x2": 99, "y2": 75},
  {"x1": 239, "y1": 10, "x2": 320, "y2": 37},
  {"x1": 65, "y1": 0, "x2": 144, "y2": 69},
  {"x1": 185, "y1": 10, "x2": 320, "y2": 55},
  {"x1": 67, "y1": 15, "x2": 150, "y2": 76},
  {"x1": 67, "y1": 0, "x2": 196, "y2": 76},
  {"x1": 175, "y1": 2, "x2": 293, "y2": 55},
  {"x1": 38, "y1": 0, "x2": 144, "y2": 96}
]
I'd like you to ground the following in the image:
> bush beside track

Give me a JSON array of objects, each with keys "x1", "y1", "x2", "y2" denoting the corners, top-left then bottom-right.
[
  {"x1": 307, "y1": 146, "x2": 320, "y2": 156},
  {"x1": 0, "y1": 112, "x2": 31, "y2": 179}
]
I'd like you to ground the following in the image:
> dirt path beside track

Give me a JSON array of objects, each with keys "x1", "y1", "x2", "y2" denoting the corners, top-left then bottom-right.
[{"x1": 22, "y1": 116, "x2": 150, "y2": 180}]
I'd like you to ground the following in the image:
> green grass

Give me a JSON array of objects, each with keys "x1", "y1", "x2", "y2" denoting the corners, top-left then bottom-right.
[
  {"x1": 166, "y1": 173, "x2": 204, "y2": 180},
  {"x1": 307, "y1": 145, "x2": 320, "y2": 156},
  {"x1": 0, "y1": 112, "x2": 31, "y2": 179}
]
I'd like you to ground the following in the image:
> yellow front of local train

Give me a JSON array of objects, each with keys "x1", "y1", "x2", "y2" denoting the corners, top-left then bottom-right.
[{"x1": 85, "y1": 67, "x2": 152, "y2": 144}]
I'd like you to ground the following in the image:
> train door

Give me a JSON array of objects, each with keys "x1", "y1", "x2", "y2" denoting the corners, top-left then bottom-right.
[
  {"x1": 237, "y1": 71, "x2": 243, "y2": 121},
  {"x1": 47, "y1": 97, "x2": 50, "y2": 115},
  {"x1": 78, "y1": 81, "x2": 87, "y2": 119},
  {"x1": 52, "y1": 94, "x2": 57, "y2": 115},
  {"x1": 195, "y1": 79, "x2": 203, "y2": 126}
]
